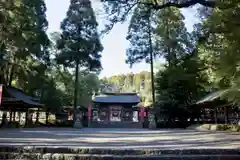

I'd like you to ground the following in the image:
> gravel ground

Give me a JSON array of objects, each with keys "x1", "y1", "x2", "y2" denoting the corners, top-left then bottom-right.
[{"x1": 0, "y1": 128, "x2": 239, "y2": 150}]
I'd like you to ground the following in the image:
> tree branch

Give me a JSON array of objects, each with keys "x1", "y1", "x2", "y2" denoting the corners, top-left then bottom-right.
[
  {"x1": 102, "y1": 0, "x2": 216, "y2": 9},
  {"x1": 100, "y1": 1, "x2": 137, "y2": 35},
  {"x1": 149, "y1": 0, "x2": 216, "y2": 9}
]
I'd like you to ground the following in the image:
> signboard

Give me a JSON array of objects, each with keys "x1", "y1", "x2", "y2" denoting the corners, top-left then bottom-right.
[
  {"x1": 133, "y1": 111, "x2": 139, "y2": 122},
  {"x1": 0, "y1": 85, "x2": 2, "y2": 105},
  {"x1": 92, "y1": 110, "x2": 98, "y2": 121}
]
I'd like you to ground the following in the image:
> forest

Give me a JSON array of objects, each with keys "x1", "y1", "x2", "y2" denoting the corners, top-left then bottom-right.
[
  {"x1": 0, "y1": 0, "x2": 102, "y2": 114},
  {"x1": 1, "y1": 0, "x2": 240, "y2": 120},
  {"x1": 101, "y1": 71, "x2": 152, "y2": 106}
]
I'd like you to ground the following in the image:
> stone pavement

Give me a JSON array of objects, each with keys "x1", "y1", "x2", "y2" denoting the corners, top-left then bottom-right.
[{"x1": 0, "y1": 128, "x2": 239, "y2": 150}]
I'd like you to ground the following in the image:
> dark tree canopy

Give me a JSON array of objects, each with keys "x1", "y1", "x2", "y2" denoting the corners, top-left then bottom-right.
[
  {"x1": 57, "y1": 0, "x2": 103, "y2": 71},
  {"x1": 100, "y1": 0, "x2": 219, "y2": 33}
]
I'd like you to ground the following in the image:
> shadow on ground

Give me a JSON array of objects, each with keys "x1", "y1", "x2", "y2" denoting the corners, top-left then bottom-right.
[{"x1": 0, "y1": 128, "x2": 239, "y2": 149}]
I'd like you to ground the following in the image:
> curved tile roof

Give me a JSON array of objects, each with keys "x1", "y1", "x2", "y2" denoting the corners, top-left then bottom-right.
[
  {"x1": 93, "y1": 93, "x2": 140, "y2": 104},
  {"x1": 5, "y1": 86, "x2": 43, "y2": 107}
]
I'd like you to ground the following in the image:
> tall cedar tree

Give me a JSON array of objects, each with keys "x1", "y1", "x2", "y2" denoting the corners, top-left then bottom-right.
[
  {"x1": 126, "y1": 4, "x2": 157, "y2": 103},
  {"x1": 57, "y1": 0, "x2": 103, "y2": 120},
  {"x1": 155, "y1": 7, "x2": 192, "y2": 66},
  {"x1": 154, "y1": 7, "x2": 208, "y2": 122},
  {"x1": 126, "y1": 5, "x2": 155, "y2": 65}
]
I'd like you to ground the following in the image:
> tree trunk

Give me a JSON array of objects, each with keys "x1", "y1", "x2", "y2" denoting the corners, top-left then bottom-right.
[
  {"x1": 147, "y1": 9, "x2": 155, "y2": 104},
  {"x1": 8, "y1": 65, "x2": 14, "y2": 86},
  {"x1": 73, "y1": 59, "x2": 80, "y2": 123}
]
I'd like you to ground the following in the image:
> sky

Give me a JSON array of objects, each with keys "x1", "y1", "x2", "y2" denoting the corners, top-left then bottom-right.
[{"x1": 45, "y1": 0, "x2": 199, "y2": 78}]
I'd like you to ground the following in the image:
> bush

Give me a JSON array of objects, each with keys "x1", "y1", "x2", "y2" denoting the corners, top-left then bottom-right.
[
  {"x1": 216, "y1": 124, "x2": 222, "y2": 130},
  {"x1": 212, "y1": 124, "x2": 240, "y2": 132}
]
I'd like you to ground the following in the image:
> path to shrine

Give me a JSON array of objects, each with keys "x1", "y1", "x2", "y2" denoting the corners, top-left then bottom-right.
[{"x1": 0, "y1": 128, "x2": 239, "y2": 149}]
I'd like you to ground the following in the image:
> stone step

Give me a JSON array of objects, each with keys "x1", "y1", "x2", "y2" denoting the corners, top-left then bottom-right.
[
  {"x1": 1, "y1": 146, "x2": 240, "y2": 160},
  {"x1": 1, "y1": 152, "x2": 240, "y2": 160},
  {"x1": 0, "y1": 146, "x2": 240, "y2": 155}
]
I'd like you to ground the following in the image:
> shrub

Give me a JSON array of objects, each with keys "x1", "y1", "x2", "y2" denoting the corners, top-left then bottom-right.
[
  {"x1": 216, "y1": 124, "x2": 223, "y2": 130},
  {"x1": 216, "y1": 124, "x2": 240, "y2": 132}
]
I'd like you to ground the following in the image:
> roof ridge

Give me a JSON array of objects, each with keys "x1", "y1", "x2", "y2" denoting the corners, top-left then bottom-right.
[{"x1": 102, "y1": 92, "x2": 137, "y2": 95}]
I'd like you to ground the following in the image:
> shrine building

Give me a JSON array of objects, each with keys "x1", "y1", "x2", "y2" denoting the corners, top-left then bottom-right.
[{"x1": 90, "y1": 92, "x2": 144, "y2": 128}]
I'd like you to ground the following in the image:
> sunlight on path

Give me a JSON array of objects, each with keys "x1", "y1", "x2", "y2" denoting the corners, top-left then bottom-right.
[{"x1": 0, "y1": 128, "x2": 239, "y2": 150}]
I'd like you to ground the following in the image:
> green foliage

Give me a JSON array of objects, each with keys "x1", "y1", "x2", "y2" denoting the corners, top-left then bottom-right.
[
  {"x1": 56, "y1": 0, "x2": 103, "y2": 70},
  {"x1": 195, "y1": 0, "x2": 240, "y2": 103},
  {"x1": 56, "y1": 0, "x2": 103, "y2": 113},
  {"x1": 152, "y1": 6, "x2": 209, "y2": 121},
  {"x1": 126, "y1": 4, "x2": 154, "y2": 65},
  {"x1": 216, "y1": 124, "x2": 240, "y2": 132},
  {"x1": 0, "y1": 0, "x2": 103, "y2": 115},
  {"x1": 78, "y1": 72, "x2": 101, "y2": 107},
  {"x1": 100, "y1": 0, "x2": 216, "y2": 34},
  {"x1": 0, "y1": 0, "x2": 50, "y2": 85},
  {"x1": 155, "y1": 58, "x2": 207, "y2": 120},
  {"x1": 154, "y1": 7, "x2": 193, "y2": 66}
]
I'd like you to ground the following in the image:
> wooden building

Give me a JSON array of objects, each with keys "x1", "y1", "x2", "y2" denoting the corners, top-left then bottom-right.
[
  {"x1": 0, "y1": 85, "x2": 43, "y2": 126},
  {"x1": 90, "y1": 92, "x2": 144, "y2": 128},
  {"x1": 189, "y1": 90, "x2": 239, "y2": 124}
]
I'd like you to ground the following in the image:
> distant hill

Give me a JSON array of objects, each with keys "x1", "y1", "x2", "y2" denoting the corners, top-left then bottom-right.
[{"x1": 100, "y1": 71, "x2": 152, "y2": 106}]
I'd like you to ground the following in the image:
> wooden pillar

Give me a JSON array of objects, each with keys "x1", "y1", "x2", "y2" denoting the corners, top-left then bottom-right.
[
  {"x1": 18, "y1": 112, "x2": 21, "y2": 123},
  {"x1": 46, "y1": 111, "x2": 49, "y2": 124},
  {"x1": 13, "y1": 111, "x2": 16, "y2": 122},
  {"x1": 203, "y1": 109, "x2": 206, "y2": 123},
  {"x1": 140, "y1": 105, "x2": 144, "y2": 124},
  {"x1": 88, "y1": 104, "x2": 92, "y2": 127},
  {"x1": 9, "y1": 111, "x2": 12, "y2": 122},
  {"x1": 131, "y1": 109, "x2": 134, "y2": 122},
  {"x1": 237, "y1": 112, "x2": 239, "y2": 125},
  {"x1": 224, "y1": 106, "x2": 227, "y2": 124},
  {"x1": 108, "y1": 107, "x2": 110, "y2": 123},
  {"x1": 226, "y1": 107, "x2": 229, "y2": 123},
  {"x1": 1, "y1": 111, "x2": 7, "y2": 126},
  {"x1": 214, "y1": 108, "x2": 217, "y2": 124},
  {"x1": 25, "y1": 109, "x2": 28, "y2": 125},
  {"x1": 36, "y1": 108, "x2": 40, "y2": 123}
]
